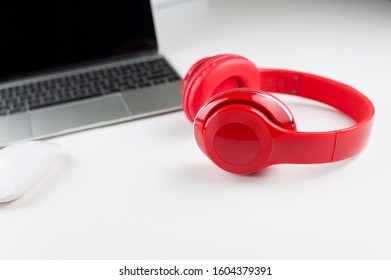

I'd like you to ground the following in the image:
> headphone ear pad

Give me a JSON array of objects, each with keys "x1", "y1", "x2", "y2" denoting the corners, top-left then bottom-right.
[
  {"x1": 182, "y1": 54, "x2": 260, "y2": 122},
  {"x1": 182, "y1": 56, "x2": 212, "y2": 95}
]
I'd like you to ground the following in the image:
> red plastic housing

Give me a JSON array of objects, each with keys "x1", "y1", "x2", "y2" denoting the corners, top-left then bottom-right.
[{"x1": 184, "y1": 55, "x2": 375, "y2": 174}]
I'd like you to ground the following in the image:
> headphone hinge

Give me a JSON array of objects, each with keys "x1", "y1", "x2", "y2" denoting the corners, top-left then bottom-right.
[{"x1": 276, "y1": 72, "x2": 303, "y2": 95}]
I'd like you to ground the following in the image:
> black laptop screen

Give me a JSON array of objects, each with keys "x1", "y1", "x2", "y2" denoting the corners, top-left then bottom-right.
[{"x1": 0, "y1": 0, "x2": 157, "y2": 82}]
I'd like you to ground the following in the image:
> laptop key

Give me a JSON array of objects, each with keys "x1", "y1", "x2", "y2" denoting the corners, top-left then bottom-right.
[
  {"x1": 9, "y1": 106, "x2": 27, "y2": 114},
  {"x1": 168, "y1": 74, "x2": 181, "y2": 81}
]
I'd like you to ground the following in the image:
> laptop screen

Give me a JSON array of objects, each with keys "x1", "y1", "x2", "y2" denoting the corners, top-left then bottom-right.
[{"x1": 0, "y1": 0, "x2": 157, "y2": 82}]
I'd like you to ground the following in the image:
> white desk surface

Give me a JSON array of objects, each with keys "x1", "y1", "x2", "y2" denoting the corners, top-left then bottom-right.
[{"x1": 1, "y1": 0, "x2": 390, "y2": 259}]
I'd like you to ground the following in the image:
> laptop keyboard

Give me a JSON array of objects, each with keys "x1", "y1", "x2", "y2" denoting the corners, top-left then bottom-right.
[{"x1": 0, "y1": 57, "x2": 181, "y2": 116}]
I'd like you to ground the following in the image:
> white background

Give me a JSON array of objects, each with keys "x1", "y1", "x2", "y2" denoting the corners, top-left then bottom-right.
[{"x1": 0, "y1": 0, "x2": 390, "y2": 260}]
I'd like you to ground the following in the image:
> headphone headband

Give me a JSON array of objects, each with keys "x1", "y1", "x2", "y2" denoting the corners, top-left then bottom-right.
[{"x1": 258, "y1": 69, "x2": 374, "y2": 164}]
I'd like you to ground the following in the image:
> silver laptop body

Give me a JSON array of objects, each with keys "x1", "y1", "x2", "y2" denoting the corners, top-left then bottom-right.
[{"x1": 0, "y1": 0, "x2": 182, "y2": 147}]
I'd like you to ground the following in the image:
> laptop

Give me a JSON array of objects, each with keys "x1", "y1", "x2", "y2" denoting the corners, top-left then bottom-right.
[{"x1": 0, "y1": 0, "x2": 182, "y2": 147}]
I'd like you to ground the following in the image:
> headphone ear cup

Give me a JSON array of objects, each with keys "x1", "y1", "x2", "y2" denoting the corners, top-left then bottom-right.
[
  {"x1": 194, "y1": 90, "x2": 296, "y2": 174},
  {"x1": 182, "y1": 54, "x2": 260, "y2": 122}
]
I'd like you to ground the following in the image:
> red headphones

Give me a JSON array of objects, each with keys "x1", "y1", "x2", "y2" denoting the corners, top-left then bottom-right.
[{"x1": 182, "y1": 54, "x2": 375, "y2": 174}]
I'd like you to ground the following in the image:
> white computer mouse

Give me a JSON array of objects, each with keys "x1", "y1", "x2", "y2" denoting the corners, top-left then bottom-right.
[{"x1": 0, "y1": 141, "x2": 61, "y2": 203}]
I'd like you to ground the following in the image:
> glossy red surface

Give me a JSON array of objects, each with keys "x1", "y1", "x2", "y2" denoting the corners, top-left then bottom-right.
[
  {"x1": 185, "y1": 54, "x2": 375, "y2": 174},
  {"x1": 197, "y1": 104, "x2": 274, "y2": 174},
  {"x1": 214, "y1": 123, "x2": 260, "y2": 166}
]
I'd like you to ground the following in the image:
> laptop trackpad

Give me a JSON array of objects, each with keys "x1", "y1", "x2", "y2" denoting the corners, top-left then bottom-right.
[{"x1": 31, "y1": 95, "x2": 131, "y2": 136}]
